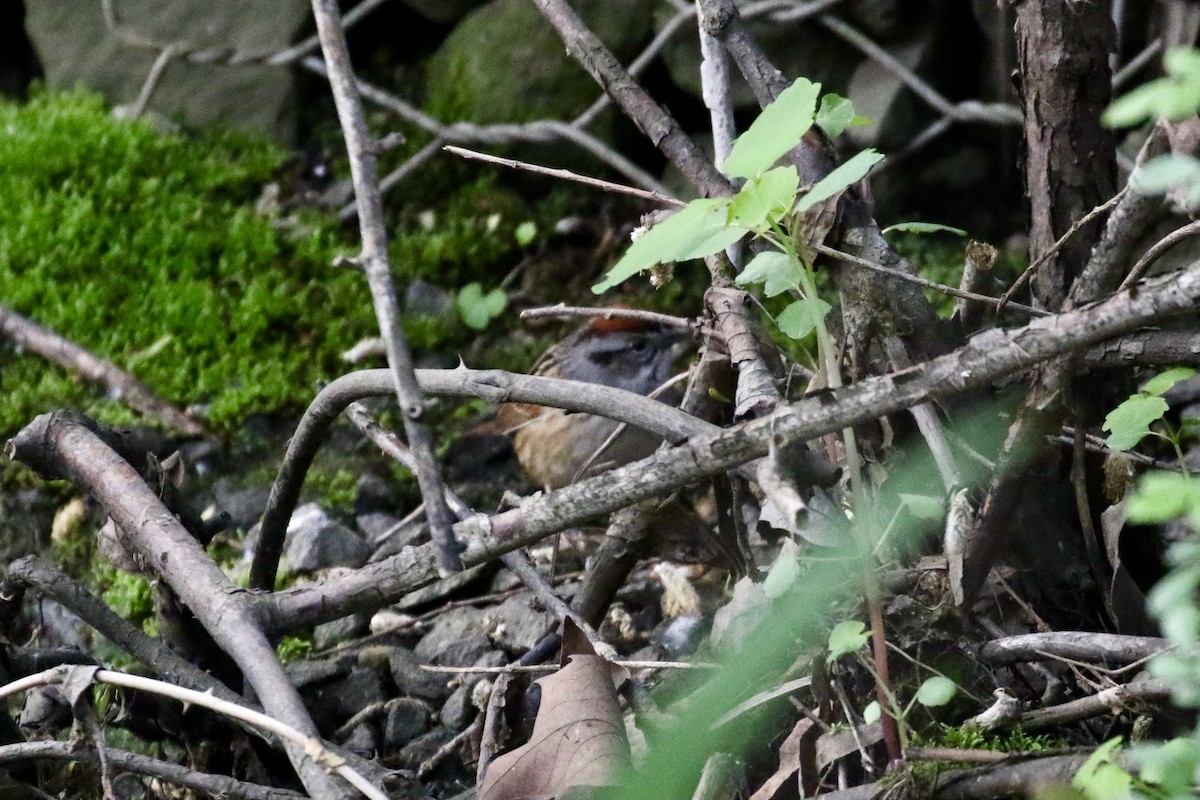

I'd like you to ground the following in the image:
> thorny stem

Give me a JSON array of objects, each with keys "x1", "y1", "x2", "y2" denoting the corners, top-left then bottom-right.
[{"x1": 309, "y1": 0, "x2": 461, "y2": 576}]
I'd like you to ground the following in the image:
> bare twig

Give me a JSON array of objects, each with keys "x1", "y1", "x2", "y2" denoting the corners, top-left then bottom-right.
[
  {"x1": 814, "y1": 244, "x2": 1049, "y2": 317},
  {"x1": 1121, "y1": 219, "x2": 1200, "y2": 289},
  {"x1": 444, "y1": 145, "x2": 684, "y2": 207},
  {"x1": 520, "y1": 304, "x2": 695, "y2": 329},
  {"x1": 0, "y1": 304, "x2": 207, "y2": 436},
  {"x1": 998, "y1": 188, "x2": 1127, "y2": 312},
  {"x1": 307, "y1": 0, "x2": 461, "y2": 577},
  {"x1": 0, "y1": 740, "x2": 305, "y2": 800}
]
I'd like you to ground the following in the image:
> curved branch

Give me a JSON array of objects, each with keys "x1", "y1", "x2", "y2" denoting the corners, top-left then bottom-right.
[{"x1": 250, "y1": 367, "x2": 722, "y2": 590}]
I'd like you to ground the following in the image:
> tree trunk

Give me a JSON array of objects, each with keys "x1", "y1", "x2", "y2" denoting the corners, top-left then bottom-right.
[{"x1": 1015, "y1": 0, "x2": 1117, "y2": 310}]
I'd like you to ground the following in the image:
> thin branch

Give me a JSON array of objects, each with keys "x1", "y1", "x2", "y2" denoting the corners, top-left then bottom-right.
[
  {"x1": 1120, "y1": 218, "x2": 1200, "y2": 289},
  {"x1": 444, "y1": 145, "x2": 685, "y2": 206},
  {"x1": 813, "y1": 245, "x2": 1048, "y2": 317},
  {"x1": 0, "y1": 304, "x2": 207, "y2": 436},
  {"x1": 0, "y1": 740, "x2": 305, "y2": 800},
  {"x1": 307, "y1": 0, "x2": 461, "y2": 576},
  {"x1": 998, "y1": 188, "x2": 1127, "y2": 312},
  {"x1": 520, "y1": 304, "x2": 694, "y2": 328}
]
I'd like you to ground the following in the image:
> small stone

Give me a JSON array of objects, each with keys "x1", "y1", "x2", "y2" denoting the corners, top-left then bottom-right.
[
  {"x1": 341, "y1": 723, "x2": 379, "y2": 759},
  {"x1": 384, "y1": 698, "x2": 432, "y2": 748},
  {"x1": 305, "y1": 666, "x2": 384, "y2": 730},
  {"x1": 389, "y1": 648, "x2": 452, "y2": 701},
  {"x1": 415, "y1": 611, "x2": 491, "y2": 666},
  {"x1": 356, "y1": 511, "x2": 404, "y2": 544},
  {"x1": 313, "y1": 613, "x2": 370, "y2": 651},
  {"x1": 396, "y1": 728, "x2": 456, "y2": 772},
  {"x1": 439, "y1": 684, "x2": 472, "y2": 730},
  {"x1": 284, "y1": 503, "x2": 370, "y2": 572}
]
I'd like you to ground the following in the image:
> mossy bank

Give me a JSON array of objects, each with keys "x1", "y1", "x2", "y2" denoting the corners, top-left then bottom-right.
[{"x1": 0, "y1": 90, "x2": 536, "y2": 435}]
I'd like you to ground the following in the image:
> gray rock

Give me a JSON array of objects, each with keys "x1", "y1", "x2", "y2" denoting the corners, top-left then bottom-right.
[
  {"x1": 354, "y1": 472, "x2": 395, "y2": 516},
  {"x1": 212, "y1": 480, "x2": 270, "y2": 531},
  {"x1": 342, "y1": 723, "x2": 379, "y2": 759},
  {"x1": 356, "y1": 511, "x2": 404, "y2": 544},
  {"x1": 284, "y1": 503, "x2": 370, "y2": 572},
  {"x1": 389, "y1": 648, "x2": 452, "y2": 701},
  {"x1": 396, "y1": 727, "x2": 456, "y2": 772},
  {"x1": 284, "y1": 657, "x2": 351, "y2": 690},
  {"x1": 313, "y1": 613, "x2": 370, "y2": 651},
  {"x1": 439, "y1": 684, "x2": 472, "y2": 730},
  {"x1": 384, "y1": 697, "x2": 432, "y2": 748},
  {"x1": 415, "y1": 610, "x2": 491, "y2": 667},
  {"x1": 425, "y1": 0, "x2": 650, "y2": 125},
  {"x1": 404, "y1": 279, "x2": 457, "y2": 323},
  {"x1": 24, "y1": 0, "x2": 309, "y2": 140},
  {"x1": 305, "y1": 666, "x2": 385, "y2": 729},
  {"x1": 482, "y1": 593, "x2": 557, "y2": 654}
]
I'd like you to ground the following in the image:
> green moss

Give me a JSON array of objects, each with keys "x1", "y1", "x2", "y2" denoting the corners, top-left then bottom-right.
[
  {"x1": 277, "y1": 635, "x2": 313, "y2": 663},
  {"x1": 100, "y1": 569, "x2": 154, "y2": 629},
  {"x1": 0, "y1": 90, "x2": 370, "y2": 432},
  {"x1": 0, "y1": 91, "x2": 541, "y2": 434},
  {"x1": 304, "y1": 466, "x2": 358, "y2": 515}
]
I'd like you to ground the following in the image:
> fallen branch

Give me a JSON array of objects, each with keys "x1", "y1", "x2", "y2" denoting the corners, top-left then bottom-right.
[
  {"x1": 258, "y1": 265, "x2": 1200, "y2": 633},
  {"x1": 0, "y1": 304, "x2": 206, "y2": 437},
  {"x1": 979, "y1": 632, "x2": 1168, "y2": 667}
]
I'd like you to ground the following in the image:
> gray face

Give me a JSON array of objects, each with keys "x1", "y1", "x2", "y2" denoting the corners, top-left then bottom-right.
[{"x1": 557, "y1": 326, "x2": 679, "y2": 396}]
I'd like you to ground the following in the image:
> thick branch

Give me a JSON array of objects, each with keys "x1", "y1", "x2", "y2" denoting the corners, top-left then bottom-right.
[
  {"x1": 5, "y1": 415, "x2": 353, "y2": 800},
  {"x1": 257, "y1": 267, "x2": 1200, "y2": 633}
]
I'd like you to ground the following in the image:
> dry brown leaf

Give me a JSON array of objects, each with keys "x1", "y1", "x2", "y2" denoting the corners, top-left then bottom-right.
[
  {"x1": 747, "y1": 718, "x2": 814, "y2": 800},
  {"x1": 479, "y1": 621, "x2": 630, "y2": 800}
]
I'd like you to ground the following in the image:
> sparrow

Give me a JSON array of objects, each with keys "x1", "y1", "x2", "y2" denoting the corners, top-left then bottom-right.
[{"x1": 499, "y1": 315, "x2": 684, "y2": 489}]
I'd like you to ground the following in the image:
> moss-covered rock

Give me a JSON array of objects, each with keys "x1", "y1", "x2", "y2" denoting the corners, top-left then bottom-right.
[{"x1": 425, "y1": 0, "x2": 651, "y2": 125}]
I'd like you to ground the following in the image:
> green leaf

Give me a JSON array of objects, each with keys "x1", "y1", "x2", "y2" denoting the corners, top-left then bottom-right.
[
  {"x1": 1136, "y1": 736, "x2": 1200, "y2": 797},
  {"x1": 763, "y1": 538, "x2": 799, "y2": 599},
  {"x1": 898, "y1": 493, "x2": 944, "y2": 521},
  {"x1": 1127, "y1": 472, "x2": 1200, "y2": 525},
  {"x1": 1072, "y1": 738, "x2": 1132, "y2": 800},
  {"x1": 862, "y1": 701, "x2": 882, "y2": 724},
  {"x1": 1141, "y1": 367, "x2": 1196, "y2": 396},
  {"x1": 723, "y1": 77, "x2": 821, "y2": 179},
  {"x1": 776, "y1": 298, "x2": 831, "y2": 339},
  {"x1": 727, "y1": 166, "x2": 799, "y2": 231},
  {"x1": 514, "y1": 220, "x2": 537, "y2": 246},
  {"x1": 881, "y1": 221, "x2": 968, "y2": 236},
  {"x1": 1102, "y1": 394, "x2": 1169, "y2": 451},
  {"x1": 736, "y1": 251, "x2": 801, "y2": 298},
  {"x1": 1131, "y1": 154, "x2": 1200, "y2": 208},
  {"x1": 1105, "y1": 48, "x2": 1200, "y2": 128},
  {"x1": 795, "y1": 149, "x2": 884, "y2": 213},
  {"x1": 815, "y1": 93, "x2": 867, "y2": 139},
  {"x1": 915, "y1": 676, "x2": 957, "y2": 707},
  {"x1": 827, "y1": 620, "x2": 869, "y2": 663},
  {"x1": 592, "y1": 198, "x2": 743, "y2": 293},
  {"x1": 456, "y1": 282, "x2": 507, "y2": 330}
]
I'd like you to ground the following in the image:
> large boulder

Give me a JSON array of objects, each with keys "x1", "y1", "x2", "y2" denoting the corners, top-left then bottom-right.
[
  {"x1": 24, "y1": 0, "x2": 309, "y2": 140},
  {"x1": 425, "y1": 0, "x2": 652, "y2": 125}
]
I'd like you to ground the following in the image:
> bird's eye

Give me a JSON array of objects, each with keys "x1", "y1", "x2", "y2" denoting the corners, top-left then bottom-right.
[{"x1": 631, "y1": 339, "x2": 648, "y2": 353}]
